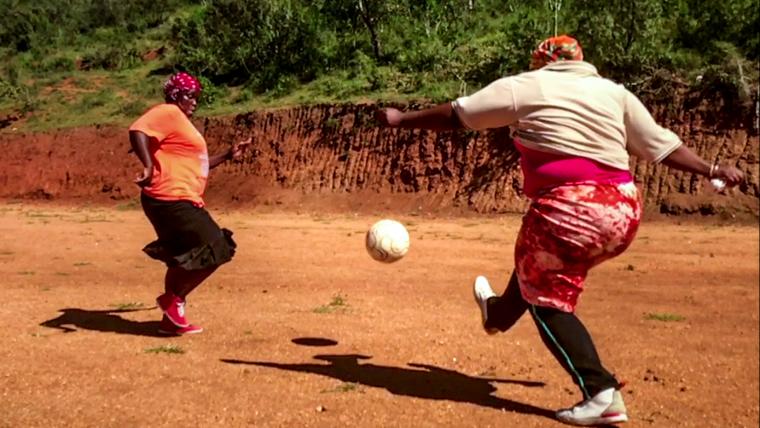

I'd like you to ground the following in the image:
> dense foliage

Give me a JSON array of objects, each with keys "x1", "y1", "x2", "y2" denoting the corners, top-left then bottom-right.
[{"x1": 1, "y1": 0, "x2": 757, "y2": 127}]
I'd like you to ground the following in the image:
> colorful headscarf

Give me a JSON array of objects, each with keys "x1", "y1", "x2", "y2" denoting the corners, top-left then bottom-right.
[
  {"x1": 531, "y1": 35, "x2": 583, "y2": 68},
  {"x1": 163, "y1": 72, "x2": 202, "y2": 102}
]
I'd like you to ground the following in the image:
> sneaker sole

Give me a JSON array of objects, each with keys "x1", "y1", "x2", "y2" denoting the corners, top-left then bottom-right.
[
  {"x1": 557, "y1": 413, "x2": 628, "y2": 426},
  {"x1": 599, "y1": 413, "x2": 628, "y2": 424},
  {"x1": 158, "y1": 327, "x2": 203, "y2": 336}
]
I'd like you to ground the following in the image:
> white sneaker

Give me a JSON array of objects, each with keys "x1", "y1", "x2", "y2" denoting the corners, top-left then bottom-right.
[
  {"x1": 473, "y1": 276, "x2": 498, "y2": 335},
  {"x1": 556, "y1": 388, "x2": 628, "y2": 426}
]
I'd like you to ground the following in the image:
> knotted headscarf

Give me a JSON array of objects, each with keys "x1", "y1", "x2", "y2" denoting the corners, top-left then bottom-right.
[
  {"x1": 163, "y1": 72, "x2": 202, "y2": 102},
  {"x1": 531, "y1": 35, "x2": 583, "y2": 68}
]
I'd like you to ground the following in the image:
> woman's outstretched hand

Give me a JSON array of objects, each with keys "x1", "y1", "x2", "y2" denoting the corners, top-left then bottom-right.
[
  {"x1": 231, "y1": 137, "x2": 252, "y2": 160},
  {"x1": 713, "y1": 165, "x2": 744, "y2": 187},
  {"x1": 375, "y1": 108, "x2": 403, "y2": 127}
]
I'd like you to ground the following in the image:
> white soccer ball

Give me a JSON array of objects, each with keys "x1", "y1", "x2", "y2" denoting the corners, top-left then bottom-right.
[{"x1": 365, "y1": 219, "x2": 410, "y2": 263}]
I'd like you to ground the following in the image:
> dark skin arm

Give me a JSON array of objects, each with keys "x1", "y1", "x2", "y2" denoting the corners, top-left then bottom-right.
[
  {"x1": 130, "y1": 131, "x2": 253, "y2": 187},
  {"x1": 208, "y1": 137, "x2": 252, "y2": 169},
  {"x1": 378, "y1": 105, "x2": 744, "y2": 188},
  {"x1": 661, "y1": 145, "x2": 744, "y2": 187},
  {"x1": 375, "y1": 103, "x2": 463, "y2": 131},
  {"x1": 129, "y1": 130, "x2": 154, "y2": 187}
]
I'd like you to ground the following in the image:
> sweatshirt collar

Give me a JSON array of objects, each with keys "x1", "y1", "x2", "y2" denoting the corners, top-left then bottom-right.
[{"x1": 541, "y1": 60, "x2": 600, "y2": 77}]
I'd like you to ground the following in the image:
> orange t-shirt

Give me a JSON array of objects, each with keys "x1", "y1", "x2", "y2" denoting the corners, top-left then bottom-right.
[{"x1": 129, "y1": 104, "x2": 209, "y2": 207}]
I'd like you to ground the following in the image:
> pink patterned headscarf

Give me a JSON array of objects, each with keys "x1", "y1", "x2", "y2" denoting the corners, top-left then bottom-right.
[{"x1": 163, "y1": 72, "x2": 202, "y2": 102}]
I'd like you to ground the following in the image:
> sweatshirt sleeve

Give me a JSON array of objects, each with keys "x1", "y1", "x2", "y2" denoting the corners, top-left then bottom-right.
[
  {"x1": 623, "y1": 91, "x2": 682, "y2": 162},
  {"x1": 452, "y1": 77, "x2": 519, "y2": 130}
]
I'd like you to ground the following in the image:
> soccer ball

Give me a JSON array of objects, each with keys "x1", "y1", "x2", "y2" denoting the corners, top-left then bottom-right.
[{"x1": 365, "y1": 219, "x2": 410, "y2": 263}]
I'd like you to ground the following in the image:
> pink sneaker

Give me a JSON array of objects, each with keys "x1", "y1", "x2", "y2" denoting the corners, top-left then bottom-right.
[
  {"x1": 158, "y1": 316, "x2": 203, "y2": 335},
  {"x1": 156, "y1": 293, "x2": 189, "y2": 327}
]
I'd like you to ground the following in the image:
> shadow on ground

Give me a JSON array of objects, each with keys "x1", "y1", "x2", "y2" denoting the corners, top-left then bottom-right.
[
  {"x1": 40, "y1": 307, "x2": 165, "y2": 337},
  {"x1": 221, "y1": 353, "x2": 554, "y2": 419},
  {"x1": 291, "y1": 337, "x2": 339, "y2": 347}
]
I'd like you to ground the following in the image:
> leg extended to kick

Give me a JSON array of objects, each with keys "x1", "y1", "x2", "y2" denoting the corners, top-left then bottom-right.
[{"x1": 473, "y1": 271, "x2": 530, "y2": 334}]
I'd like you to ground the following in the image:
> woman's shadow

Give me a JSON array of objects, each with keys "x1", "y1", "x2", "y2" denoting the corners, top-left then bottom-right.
[
  {"x1": 40, "y1": 307, "x2": 165, "y2": 337},
  {"x1": 221, "y1": 354, "x2": 555, "y2": 420}
]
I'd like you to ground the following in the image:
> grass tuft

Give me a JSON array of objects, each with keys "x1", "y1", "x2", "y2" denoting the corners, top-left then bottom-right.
[
  {"x1": 115, "y1": 199, "x2": 141, "y2": 211},
  {"x1": 644, "y1": 312, "x2": 686, "y2": 322},
  {"x1": 145, "y1": 344, "x2": 185, "y2": 354},
  {"x1": 110, "y1": 302, "x2": 145, "y2": 310},
  {"x1": 314, "y1": 294, "x2": 348, "y2": 314},
  {"x1": 321, "y1": 382, "x2": 362, "y2": 393}
]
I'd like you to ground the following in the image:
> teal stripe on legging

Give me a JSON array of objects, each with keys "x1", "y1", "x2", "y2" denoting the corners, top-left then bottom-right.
[{"x1": 530, "y1": 305, "x2": 590, "y2": 399}]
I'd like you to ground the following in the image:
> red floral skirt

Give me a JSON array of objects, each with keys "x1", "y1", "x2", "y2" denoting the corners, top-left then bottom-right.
[{"x1": 515, "y1": 181, "x2": 641, "y2": 312}]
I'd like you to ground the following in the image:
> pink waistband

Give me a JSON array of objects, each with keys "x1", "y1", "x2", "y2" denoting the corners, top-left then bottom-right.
[{"x1": 515, "y1": 141, "x2": 632, "y2": 198}]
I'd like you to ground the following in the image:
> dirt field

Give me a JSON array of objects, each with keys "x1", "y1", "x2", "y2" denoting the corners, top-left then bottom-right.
[{"x1": 0, "y1": 202, "x2": 757, "y2": 427}]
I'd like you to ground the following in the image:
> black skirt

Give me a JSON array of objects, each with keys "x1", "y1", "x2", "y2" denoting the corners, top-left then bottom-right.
[{"x1": 140, "y1": 193, "x2": 236, "y2": 270}]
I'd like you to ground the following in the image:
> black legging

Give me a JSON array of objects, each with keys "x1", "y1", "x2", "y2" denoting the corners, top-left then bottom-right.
[{"x1": 486, "y1": 272, "x2": 619, "y2": 399}]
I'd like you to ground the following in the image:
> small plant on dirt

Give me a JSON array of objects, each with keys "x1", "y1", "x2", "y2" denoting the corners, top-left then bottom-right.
[
  {"x1": 644, "y1": 312, "x2": 686, "y2": 322},
  {"x1": 77, "y1": 214, "x2": 111, "y2": 223},
  {"x1": 115, "y1": 199, "x2": 141, "y2": 211},
  {"x1": 321, "y1": 382, "x2": 362, "y2": 393},
  {"x1": 110, "y1": 302, "x2": 145, "y2": 310},
  {"x1": 323, "y1": 117, "x2": 340, "y2": 132},
  {"x1": 25, "y1": 211, "x2": 57, "y2": 218},
  {"x1": 145, "y1": 345, "x2": 185, "y2": 354},
  {"x1": 314, "y1": 294, "x2": 348, "y2": 314},
  {"x1": 73, "y1": 262, "x2": 91, "y2": 267}
]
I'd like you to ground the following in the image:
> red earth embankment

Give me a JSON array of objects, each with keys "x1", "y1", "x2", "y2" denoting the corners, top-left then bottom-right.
[{"x1": 1, "y1": 102, "x2": 758, "y2": 217}]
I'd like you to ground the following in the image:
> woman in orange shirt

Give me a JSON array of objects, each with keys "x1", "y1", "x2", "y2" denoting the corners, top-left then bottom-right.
[{"x1": 129, "y1": 72, "x2": 251, "y2": 335}]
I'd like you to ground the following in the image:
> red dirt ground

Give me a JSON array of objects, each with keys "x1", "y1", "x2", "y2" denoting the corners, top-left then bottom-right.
[
  {"x1": 0, "y1": 100, "x2": 757, "y2": 426},
  {"x1": 0, "y1": 202, "x2": 757, "y2": 427}
]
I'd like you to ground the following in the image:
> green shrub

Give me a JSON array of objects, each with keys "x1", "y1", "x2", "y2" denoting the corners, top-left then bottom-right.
[
  {"x1": 170, "y1": 0, "x2": 320, "y2": 91},
  {"x1": 79, "y1": 45, "x2": 141, "y2": 71},
  {"x1": 0, "y1": 0, "x2": 757, "y2": 129},
  {"x1": 117, "y1": 99, "x2": 149, "y2": 117},
  {"x1": 39, "y1": 55, "x2": 77, "y2": 73},
  {"x1": 75, "y1": 89, "x2": 117, "y2": 112},
  {"x1": 0, "y1": 78, "x2": 37, "y2": 113}
]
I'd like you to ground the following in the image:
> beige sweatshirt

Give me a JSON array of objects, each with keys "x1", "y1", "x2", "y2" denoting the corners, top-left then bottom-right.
[{"x1": 451, "y1": 61, "x2": 682, "y2": 170}]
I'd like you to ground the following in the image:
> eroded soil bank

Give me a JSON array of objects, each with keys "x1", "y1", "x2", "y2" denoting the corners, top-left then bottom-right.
[{"x1": 2, "y1": 102, "x2": 757, "y2": 217}]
